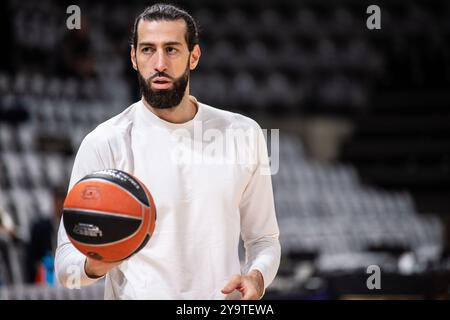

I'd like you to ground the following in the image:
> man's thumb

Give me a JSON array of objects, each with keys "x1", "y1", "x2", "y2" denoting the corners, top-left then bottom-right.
[{"x1": 221, "y1": 276, "x2": 241, "y2": 294}]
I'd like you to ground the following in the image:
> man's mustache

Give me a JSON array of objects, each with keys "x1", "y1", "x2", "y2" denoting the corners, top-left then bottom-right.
[{"x1": 147, "y1": 71, "x2": 174, "y2": 81}]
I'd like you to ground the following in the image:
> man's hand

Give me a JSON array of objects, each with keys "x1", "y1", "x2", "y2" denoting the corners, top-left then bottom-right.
[
  {"x1": 221, "y1": 270, "x2": 265, "y2": 300},
  {"x1": 84, "y1": 257, "x2": 121, "y2": 279}
]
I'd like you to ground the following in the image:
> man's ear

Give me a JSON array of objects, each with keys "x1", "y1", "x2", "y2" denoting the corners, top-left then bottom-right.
[
  {"x1": 189, "y1": 44, "x2": 201, "y2": 71},
  {"x1": 131, "y1": 46, "x2": 138, "y2": 71}
]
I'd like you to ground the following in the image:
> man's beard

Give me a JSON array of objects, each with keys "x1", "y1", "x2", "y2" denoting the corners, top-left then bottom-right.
[{"x1": 137, "y1": 62, "x2": 190, "y2": 109}]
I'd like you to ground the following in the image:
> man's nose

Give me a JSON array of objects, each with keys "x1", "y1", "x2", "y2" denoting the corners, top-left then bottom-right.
[{"x1": 154, "y1": 50, "x2": 168, "y2": 73}]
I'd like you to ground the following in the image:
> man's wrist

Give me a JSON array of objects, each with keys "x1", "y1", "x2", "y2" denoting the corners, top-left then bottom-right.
[
  {"x1": 84, "y1": 258, "x2": 105, "y2": 279},
  {"x1": 248, "y1": 269, "x2": 265, "y2": 298}
]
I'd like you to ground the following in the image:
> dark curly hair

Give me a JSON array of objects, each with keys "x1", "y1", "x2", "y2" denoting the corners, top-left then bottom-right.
[{"x1": 131, "y1": 3, "x2": 199, "y2": 52}]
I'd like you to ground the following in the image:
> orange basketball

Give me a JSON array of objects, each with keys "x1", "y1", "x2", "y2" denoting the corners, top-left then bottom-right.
[{"x1": 63, "y1": 169, "x2": 156, "y2": 262}]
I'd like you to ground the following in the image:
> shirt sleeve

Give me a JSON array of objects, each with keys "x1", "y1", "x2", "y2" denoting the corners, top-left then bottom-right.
[
  {"x1": 55, "y1": 131, "x2": 114, "y2": 288},
  {"x1": 239, "y1": 124, "x2": 281, "y2": 296}
]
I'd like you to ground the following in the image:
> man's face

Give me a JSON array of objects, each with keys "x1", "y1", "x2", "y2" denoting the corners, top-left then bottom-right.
[{"x1": 131, "y1": 19, "x2": 200, "y2": 109}]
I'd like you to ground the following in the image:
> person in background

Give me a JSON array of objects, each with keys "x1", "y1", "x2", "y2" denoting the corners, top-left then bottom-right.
[
  {"x1": 24, "y1": 187, "x2": 66, "y2": 285},
  {"x1": 0, "y1": 206, "x2": 17, "y2": 285}
]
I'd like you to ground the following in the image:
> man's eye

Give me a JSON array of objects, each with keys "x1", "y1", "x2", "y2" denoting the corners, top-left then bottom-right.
[
  {"x1": 142, "y1": 47, "x2": 153, "y2": 53},
  {"x1": 166, "y1": 47, "x2": 177, "y2": 54}
]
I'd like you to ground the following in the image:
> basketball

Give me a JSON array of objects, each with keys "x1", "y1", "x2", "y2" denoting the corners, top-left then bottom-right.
[{"x1": 62, "y1": 169, "x2": 157, "y2": 262}]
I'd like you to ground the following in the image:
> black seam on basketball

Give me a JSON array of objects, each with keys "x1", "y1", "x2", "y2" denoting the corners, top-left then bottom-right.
[
  {"x1": 64, "y1": 205, "x2": 148, "y2": 247},
  {"x1": 63, "y1": 208, "x2": 145, "y2": 245},
  {"x1": 78, "y1": 170, "x2": 150, "y2": 206},
  {"x1": 64, "y1": 208, "x2": 143, "y2": 220},
  {"x1": 77, "y1": 178, "x2": 151, "y2": 209},
  {"x1": 143, "y1": 185, "x2": 157, "y2": 221},
  {"x1": 126, "y1": 234, "x2": 151, "y2": 260},
  {"x1": 68, "y1": 234, "x2": 145, "y2": 248},
  {"x1": 139, "y1": 182, "x2": 157, "y2": 222}
]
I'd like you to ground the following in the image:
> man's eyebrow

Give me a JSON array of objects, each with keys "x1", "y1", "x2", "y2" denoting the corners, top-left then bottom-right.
[
  {"x1": 138, "y1": 41, "x2": 183, "y2": 47},
  {"x1": 164, "y1": 41, "x2": 183, "y2": 46}
]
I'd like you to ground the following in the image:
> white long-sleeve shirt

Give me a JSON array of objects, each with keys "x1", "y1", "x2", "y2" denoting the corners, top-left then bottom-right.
[{"x1": 55, "y1": 96, "x2": 280, "y2": 299}]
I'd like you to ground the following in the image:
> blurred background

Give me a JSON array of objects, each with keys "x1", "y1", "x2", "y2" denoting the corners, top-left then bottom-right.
[{"x1": 0, "y1": 0, "x2": 449, "y2": 299}]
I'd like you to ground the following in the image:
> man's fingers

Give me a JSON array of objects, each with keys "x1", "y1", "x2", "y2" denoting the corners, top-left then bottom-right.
[
  {"x1": 221, "y1": 275, "x2": 242, "y2": 294},
  {"x1": 241, "y1": 288, "x2": 259, "y2": 300}
]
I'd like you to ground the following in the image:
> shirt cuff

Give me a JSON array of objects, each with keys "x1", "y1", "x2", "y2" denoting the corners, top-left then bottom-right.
[{"x1": 79, "y1": 257, "x2": 105, "y2": 286}]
